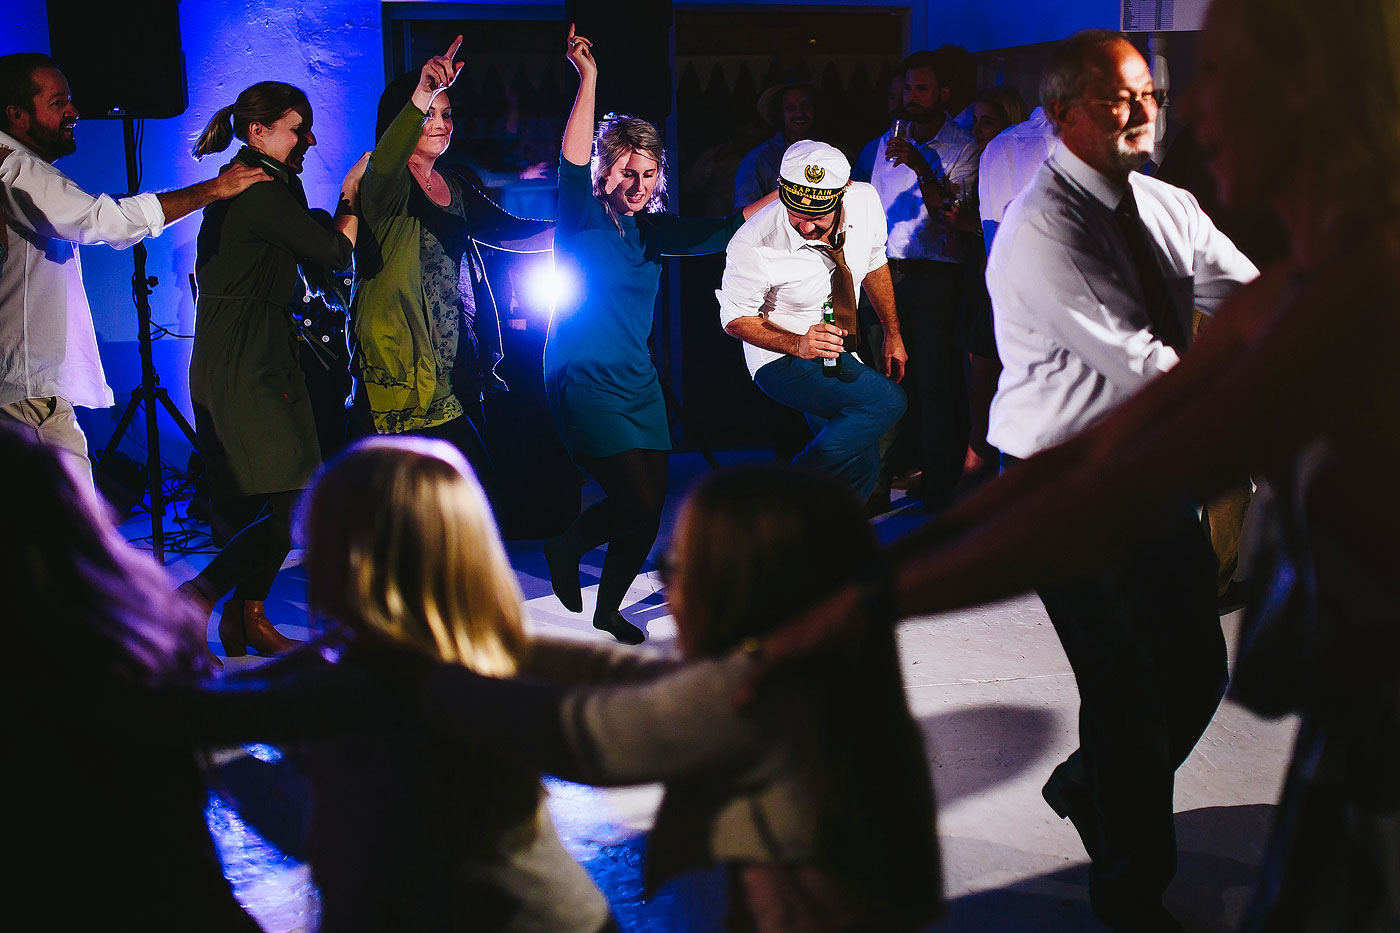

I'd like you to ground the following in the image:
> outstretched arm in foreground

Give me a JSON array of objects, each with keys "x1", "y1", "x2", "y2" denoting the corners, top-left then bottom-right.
[{"x1": 757, "y1": 238, "x2": 1396, "y2": 681}]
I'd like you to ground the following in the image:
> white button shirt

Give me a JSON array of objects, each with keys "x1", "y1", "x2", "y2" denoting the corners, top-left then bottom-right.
[
  {"x1": 0, "y1": 129, "x2": 165, "y2": 410},
  {"x1": 978, "y1": 107, "x2": 1058, "y2": 228},
  {"x1": 867, "y1": 117, "x2": 978, "y2": 262},
  {"x1": 986, "y1": 145, "x2": 1258, "y2": 458},
  {"x1": 717, "y1": 182, "x2": 889, "y2": 377}
]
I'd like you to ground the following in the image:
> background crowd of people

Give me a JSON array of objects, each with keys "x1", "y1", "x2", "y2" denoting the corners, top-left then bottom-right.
[{"x1": 2, "y1": 0, "x2": 1397, "y2": 928}]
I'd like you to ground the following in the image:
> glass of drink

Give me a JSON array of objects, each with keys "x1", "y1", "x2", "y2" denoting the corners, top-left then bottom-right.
[{"x1": 888, "y1": 119, "x2": 910, "y2": 162}]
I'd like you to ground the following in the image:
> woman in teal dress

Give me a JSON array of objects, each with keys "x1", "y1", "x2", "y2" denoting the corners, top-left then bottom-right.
[{"x1": 544, "y1": 26, "x2": 776, "y2": 644}]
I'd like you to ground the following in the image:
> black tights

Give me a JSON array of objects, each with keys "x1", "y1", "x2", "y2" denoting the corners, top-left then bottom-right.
[
  {"x1": 558, "y1": 448, "x2": 668, "y2": 617},
  {"x1": 190, "y1": 491, "x2": 299, "y2": 603}
]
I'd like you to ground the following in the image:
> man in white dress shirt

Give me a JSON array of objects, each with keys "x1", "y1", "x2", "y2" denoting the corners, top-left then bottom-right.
[
  {"x1": 977, "y1": 105, "x2": 1057, "y2": 244},
  {"x1": 0, "y1": 53, "x2": 266, "y2": 472},
  {"x1": 719, "y1": 141, "x2": 907, "y2": 504},
  {"x1": 855, "y1": 50, "x2": 980, "y2": 511},
  {"x1": 984, "y1": 32, "x2": 1258, "y2": 932}
]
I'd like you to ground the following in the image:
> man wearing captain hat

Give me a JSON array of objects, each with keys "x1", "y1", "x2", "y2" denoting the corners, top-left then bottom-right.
[{"x1": 718, "y1": 140, "x2": 907, "y2": 506}]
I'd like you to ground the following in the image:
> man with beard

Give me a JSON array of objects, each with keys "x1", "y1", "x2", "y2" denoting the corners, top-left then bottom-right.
[
  {"x1": 856, "y1": 50, "x2": 979, "y2": 512},
  {"x1": 985, "y1": 31, "x2": 1257, "y2": 931},
  {"x1": 0, "y1": 53, "x2": 266, "y2": 474},
  {"x1": 733, "y1": 79, "x2": 818, "y2": 208}
]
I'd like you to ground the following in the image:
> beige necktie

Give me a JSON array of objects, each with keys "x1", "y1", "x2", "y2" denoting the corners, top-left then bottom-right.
[{"x1": 819, "y1": 216, "x2": 859, "y2": 352}]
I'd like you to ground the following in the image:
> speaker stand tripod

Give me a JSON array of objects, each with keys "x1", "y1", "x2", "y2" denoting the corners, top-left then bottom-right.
[{"x1": 96, "y1": 116, "x2": 197, "y2": 565}]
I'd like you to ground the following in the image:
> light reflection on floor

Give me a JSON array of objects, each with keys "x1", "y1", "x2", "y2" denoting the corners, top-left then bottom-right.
[{"x1": 204, "y1": 770, "x2": 721, "y2": 932}]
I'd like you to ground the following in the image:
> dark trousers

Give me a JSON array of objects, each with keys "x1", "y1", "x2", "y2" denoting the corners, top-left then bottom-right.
[
  {"x1": 192, "y1": 490, "x2": 298, "y2": 603},
  {"x1": 881, "y1": 261, "x2": 968, "y2": 511},
  {"x1": 556, "y1": 448, "x2": 669, "y2": 618},
  {"x1": 1040, "y1": 502, "x2": 1227, "y2": 912},
  {"x1": 1006, "y1": 451, "x2": 1227, "y2": 913}
]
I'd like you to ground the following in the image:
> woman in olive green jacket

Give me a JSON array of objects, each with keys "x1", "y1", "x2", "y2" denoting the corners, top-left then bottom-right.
[{"x1": 348, "y1": 38, "x2": 551, "y2": 497}]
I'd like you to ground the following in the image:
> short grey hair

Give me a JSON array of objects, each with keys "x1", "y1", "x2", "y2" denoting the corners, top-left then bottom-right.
[{"x1": 1039, "y1": 29, "x2": 1130, "y2": 134}]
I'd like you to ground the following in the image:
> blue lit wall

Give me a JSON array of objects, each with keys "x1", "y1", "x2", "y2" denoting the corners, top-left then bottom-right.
[
  {"x1": 2, "y1": 0, "x2": 380, "y2": 458},
  {"x1": 922, "y1": 0, "x2": 1118, "y2": 50}
]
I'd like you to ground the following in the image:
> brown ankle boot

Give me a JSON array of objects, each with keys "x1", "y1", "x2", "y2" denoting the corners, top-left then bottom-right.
[
  {"x1": 218, "y1": 600, "x2": 249, "y2": 657},
  {"x1": 218, "y1": 600, "x2": 301, "y2": 657},
  {"x1": 241, "y1": 600, "x2": 301, "y2": 655}
]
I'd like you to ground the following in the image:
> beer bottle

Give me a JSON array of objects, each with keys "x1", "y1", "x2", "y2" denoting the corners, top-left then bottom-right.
[{"x1": 821, "y1": 300, "x2": 841, "y2": 377}]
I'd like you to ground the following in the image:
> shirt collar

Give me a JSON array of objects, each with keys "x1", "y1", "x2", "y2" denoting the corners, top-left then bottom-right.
[
  {"x1": 0, "y1": 127, "x2": 39, "y2": 159},
  {"x1": 1050, "y1": 144, "x2": 1127, "y2": 209},
  {"x1": 780, "y1": 201, "x2": 850, "y2": 252}
]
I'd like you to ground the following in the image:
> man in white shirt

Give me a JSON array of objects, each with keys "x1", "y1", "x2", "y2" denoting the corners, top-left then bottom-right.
[
  {"x1": 855, "y1": 50, "x2": 980, "y2": 512},
  {"x1": 984, "y1": 32, "x2": 1258, "y2": 933},
  {"x1": 0, "y1": 53, "x2": 266, "y2": 472},
  {"x1": 977, "y1": 105, "x2": 1057, "y2": 244},
  {"x1": 718, "y1": 141, "x2": 907, "y2": 504}
]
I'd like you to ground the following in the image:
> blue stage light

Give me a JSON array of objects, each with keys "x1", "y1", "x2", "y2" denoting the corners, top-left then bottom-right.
[{"x1": 518, "y1": 255, "x2": 576, "y2": 318}]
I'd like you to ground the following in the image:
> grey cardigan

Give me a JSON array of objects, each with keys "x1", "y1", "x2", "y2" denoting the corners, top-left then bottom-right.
[{"x1": 520, "y1": 636, "x2": 945, "y2": 925}]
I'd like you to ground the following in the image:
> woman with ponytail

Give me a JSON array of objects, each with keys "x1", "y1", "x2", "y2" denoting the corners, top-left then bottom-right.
[
  {"x1": 543, "y1": 26, "x2": 776, "y2": 645},
  {"x1": 178, "y1": 81, "x2": 357, "y2": 659}
]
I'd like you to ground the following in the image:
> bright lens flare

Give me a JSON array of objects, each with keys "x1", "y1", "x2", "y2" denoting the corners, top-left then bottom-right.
[{"x1": 520, "y1": 260, "x2": 577, "y2": 316}]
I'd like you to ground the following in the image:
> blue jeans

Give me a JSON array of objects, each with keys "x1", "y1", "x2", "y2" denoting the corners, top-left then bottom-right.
[{"x1": 753, "y1": 353, "x2": 906, "y2": 502}]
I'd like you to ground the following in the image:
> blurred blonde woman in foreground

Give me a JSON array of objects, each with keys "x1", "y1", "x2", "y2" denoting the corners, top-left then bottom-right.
[{"x1": 294, "y1": 435, "x2": 614, "y2": 932}]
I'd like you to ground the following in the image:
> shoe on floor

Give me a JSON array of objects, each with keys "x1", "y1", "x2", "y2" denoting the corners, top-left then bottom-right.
[
  {"x1": 544, "y1": 536, "x2": 584, "y2": 614},
  {"x1": 1042, "y1": 763, "x2": 1102, "y2": 862},
  {"x1": 594, "y1": 610, "x2": 645, "y2": 645}
]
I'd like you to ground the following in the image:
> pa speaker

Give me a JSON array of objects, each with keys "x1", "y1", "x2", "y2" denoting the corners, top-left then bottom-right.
[
  {"x1": 564, "y1": 0, "x2": 673, "y2": 124},
  {"x1": 45, "y1": 1, "x2": 187, "y2": 120}
]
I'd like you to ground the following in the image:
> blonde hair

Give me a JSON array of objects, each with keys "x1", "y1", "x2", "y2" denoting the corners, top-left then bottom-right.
[
  {"x1": 301, "y1": 436, "x2": 527, "y2": 676},
  {"x1": 592, "y1": 114, "x2": 668, "y2": 234},
  {"x1": 1240, "y1": 0, "x2": 1400, "y2": 219}
]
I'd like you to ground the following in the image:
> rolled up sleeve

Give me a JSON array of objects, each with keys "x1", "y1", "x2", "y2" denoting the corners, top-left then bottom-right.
[{"x1": 3, "y1": 149, "x2": 163, "y2": 247}]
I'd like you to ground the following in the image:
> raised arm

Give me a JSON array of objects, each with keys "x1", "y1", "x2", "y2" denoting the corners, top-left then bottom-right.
[
  {"x1": 562, "y1": 24, "x2": 597, "y2": 167},
  {"x1": 360, "y1": 38, "x2": 464, "y2": 219},
  {"x1": 411, "y1": 35, "x2": 464, "y2": 116}
]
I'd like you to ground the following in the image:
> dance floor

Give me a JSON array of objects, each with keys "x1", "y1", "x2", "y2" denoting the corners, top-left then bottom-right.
[{"x1": 138, "y1": 451, "x2": 1297, "y2": 932}]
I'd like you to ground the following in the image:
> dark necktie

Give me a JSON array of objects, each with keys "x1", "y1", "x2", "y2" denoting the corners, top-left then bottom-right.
[
  {"x1": 819, "y1": 223, "x2": 859, "y2": 352},
  {"x1": 1114, "y1": 188, "x2": 1187, "y2": 354}
]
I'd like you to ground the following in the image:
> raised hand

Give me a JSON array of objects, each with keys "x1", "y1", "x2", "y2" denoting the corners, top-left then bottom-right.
[
  {"x1": 562, "y1": 23, "x2": 598, "y2": 166},
  {"x1": 884, "y1": 137, "x2": 931, "y2": 177},
  {"x1": 566, "y1": 23, "x2": 596, "y2": 80},
  {"x1": 413, "y1": 35, "x2": 465, "y2": 112}
]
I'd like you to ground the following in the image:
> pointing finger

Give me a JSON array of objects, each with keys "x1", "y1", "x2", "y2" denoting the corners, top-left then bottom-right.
[{"x1": 446, "y1": 35, "x2": 463, "y2": 60}]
